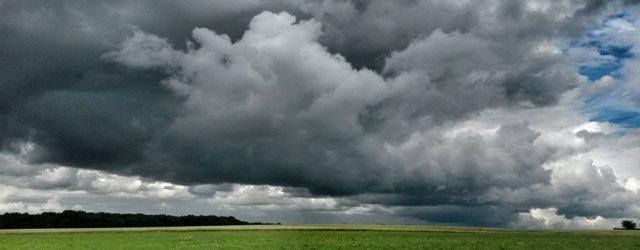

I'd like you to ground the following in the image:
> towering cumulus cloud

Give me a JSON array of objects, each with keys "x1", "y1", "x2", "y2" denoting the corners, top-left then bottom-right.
[{"x1": 1, "y1": 0, "x2": 640, "y2": 227}]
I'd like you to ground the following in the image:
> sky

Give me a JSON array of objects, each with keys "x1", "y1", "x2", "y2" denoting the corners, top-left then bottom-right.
[{"x1": 1, "y1": 0, "x2": 640, "y2": 229}]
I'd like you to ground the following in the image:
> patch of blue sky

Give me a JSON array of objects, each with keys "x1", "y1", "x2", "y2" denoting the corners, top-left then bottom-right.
[
  {"x1": 608, "y1": 12, "x2": 628, "y2": 20},
  {"x1": 598, "y1": 45, "x2": 633, "y2": 58},
  {"x1": 578, "y1": 62, "x2": 623, "y2": 81},
  {"x1": 575, "y1": 38, "x2": 631, "y2": 81},
  {"x1": 574, "y1": 11, "x2": 640, "y2": 128},
  {"x1": 590, "y1": 107, "x2": 640, "y2": 128}
]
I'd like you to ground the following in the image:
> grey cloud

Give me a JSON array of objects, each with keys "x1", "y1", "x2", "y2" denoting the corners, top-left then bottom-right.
[
  {"x1": 102, "y1": 31, "x2": 184, "y2": 70},
  {"x1": 298, "y1": 0, "x2": 608, "y2": 71},
  {"x1": 1, "y1": 0, "x2": 639, "y2": 227},
  {"x1": 103, "y1": 11, "x2": 581, "y2": 226},
  {"x1": 188, "y1": 184, "x2": 235, "y2": 197}
]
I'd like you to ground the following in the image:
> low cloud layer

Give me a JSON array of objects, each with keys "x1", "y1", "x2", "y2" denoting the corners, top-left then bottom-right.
[{"x1": 1, "y1": 0, "x2": 640, "y2": 228}]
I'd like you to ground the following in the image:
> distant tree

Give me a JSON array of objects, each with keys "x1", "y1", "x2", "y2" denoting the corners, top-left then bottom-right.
[
  {"x1": 0, "y1": 210, "x2": 274, "y2": 229},
  {"x1": 621, "y1": 220, "x2": 636, "y2": 230}
]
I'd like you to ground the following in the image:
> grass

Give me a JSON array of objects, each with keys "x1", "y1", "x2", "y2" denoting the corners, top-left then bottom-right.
[{"x1": 1, "y1": 224, "x2": 639, "y2": 249}]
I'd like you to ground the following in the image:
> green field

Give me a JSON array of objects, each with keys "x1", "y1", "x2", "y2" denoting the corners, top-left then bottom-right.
[{"x1": 1, "y1": 224, "x2": 639, "y2": 249}]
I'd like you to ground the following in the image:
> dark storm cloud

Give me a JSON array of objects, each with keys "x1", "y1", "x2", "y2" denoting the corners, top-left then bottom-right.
[
  {"x1": 1, "y1": 0, "x2": 638, "y2": 226},
  {"x1": 0, "y1": 0, "x2": 292, "y2": 166},
  {"x1": 302, "y1": 0, "x2": 604, "y2": 70}
]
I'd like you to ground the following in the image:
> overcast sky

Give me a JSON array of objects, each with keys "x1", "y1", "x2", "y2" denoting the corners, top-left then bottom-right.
[{"x1": 2, "y1": 0, "x2": 640, "y2": 229}]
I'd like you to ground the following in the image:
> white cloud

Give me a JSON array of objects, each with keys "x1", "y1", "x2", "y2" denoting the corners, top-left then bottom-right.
[
  {"x1": 512, "y1": 207, "x2": 619, "y2": 229},
  {"x1": 625, "y1": 177, "x2": 640, "y2": 193},
  {"x1": 103, "y1": 30, "x2": 184, "y2": 69}
]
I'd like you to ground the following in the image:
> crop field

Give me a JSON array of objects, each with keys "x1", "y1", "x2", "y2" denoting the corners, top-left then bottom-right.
[{"x1": 1, "y1": 224, "x2": 639, "y2": 249}]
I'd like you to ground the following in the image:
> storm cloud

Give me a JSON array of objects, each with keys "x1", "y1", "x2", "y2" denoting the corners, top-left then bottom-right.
[{"x1": 1, "y1": 0, "x2": 640, "y2": 227}]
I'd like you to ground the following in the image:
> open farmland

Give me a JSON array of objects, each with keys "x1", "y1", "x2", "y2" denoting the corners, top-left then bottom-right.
[{"x1": 1, "y1": 224, "x2": 639, "y2": 249}]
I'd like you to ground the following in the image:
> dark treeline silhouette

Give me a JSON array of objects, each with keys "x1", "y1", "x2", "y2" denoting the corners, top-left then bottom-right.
[
  {"x1": 614, "y1": 220, "x2": 638, "y2": 230},
  {"x1": 621, "y1": 220, "x2": 637, "y2": 230},
  {"x1": 0, "y1": 210, "x2": 271, "y2": 229}
]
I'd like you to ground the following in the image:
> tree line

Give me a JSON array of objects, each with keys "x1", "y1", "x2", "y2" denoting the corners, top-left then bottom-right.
[
  {"x1": 0, "y1": 210, "x2": 272, "y2": 229},
  {"x1": 620, "y1": 220, "x2": 637, "y2": 230}
]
